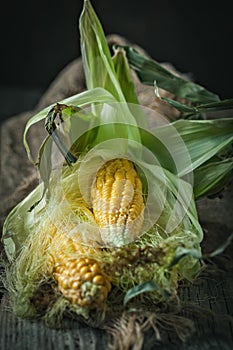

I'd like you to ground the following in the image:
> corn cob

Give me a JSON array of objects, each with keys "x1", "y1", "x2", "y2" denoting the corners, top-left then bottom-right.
[
  {"x1": 91, "y1": 158, "x2": 145, "y2": 246},
  {"x1": 48, "y1": 230, "x2": 111, "y2": 307}
]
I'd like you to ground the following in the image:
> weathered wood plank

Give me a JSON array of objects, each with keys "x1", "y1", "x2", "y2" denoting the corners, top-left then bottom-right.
[
  {"x1": 1, "y1": 269, "x2": 232, "y2": 349},
  {"x1": 0, "y1": 294, "x2": 109, "y2": 350}
]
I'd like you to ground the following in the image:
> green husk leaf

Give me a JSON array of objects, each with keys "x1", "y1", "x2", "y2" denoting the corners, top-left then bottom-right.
[
  {"x1": 79, "y1": 0, "x2": 125, "y2": 101},
  {"x1": 162, "y1": 96, "x2": 233, "y2": 117},
  {"x1": 194, "y1": 158, "x2": 233, "y2": 198},
  {"x1": 138, "y1": 158, "x2": 203, "y2": 240},
  {"x1": 78, "y1": 1, "x2": 143, "y2": 156},
  {"x1": 37, "y1": 135, "x2": 52, "y2": 194},
  {"x1": 23, "y1": 87, "x2": 116, "y2": 164},
  {"x1": 169, "y1": 232, "x2": 233, "y2": 268},
  {"x1": 2, "y1": 184, "x2": 45, "y2": 262},
  {"x1": 123, "y1": 281, "x2": 162, "y2": 306},
  {"x1": 26, "y1": 135, "x2": 53, "y2": 211},
  {"x1": 169, "y1": 247, "x2": 202, "y2": 268},
  {"x1": 112, "y1": 47, "x2": 139, "y2": 104},
  {"x1": 162, "y1": 168, "x2": 203, "y2": 239},
  {"x1": 205, "y1": 232, "x2": 233, "y2": 258},
  {"x1": 118, "y1": 45, "x2": 220, "y2": 104},
  {"x1": 172, "y1": 118, "x2": 233, "y2": 175},
  {"x1": 162, "y1": 97, "x2": 196, "y2": 114}
]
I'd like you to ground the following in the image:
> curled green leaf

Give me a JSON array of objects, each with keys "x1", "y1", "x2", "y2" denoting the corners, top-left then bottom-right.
[
  {"x1": 169, "y1": 247, "x2": 202, "y2": 268},
  {"x1": 162, "y1": 96, "x2": 233, "y2": 118},
  {"x1": 23, "y1": 87, "x2": 116, "y2": 164},
  {"x1": 112, "y1": 46, "x2": 139, "y2": 104},
  {"x1": 79, "y1": 0, "x2": 125, "y2": 101},
  {"x1": 123, "y1": 281, "x2": 160, "y2": 306},
  {"x1": 194, "y1": 158, "x2": 233, "y2": 198},
  {"x1": 118, "y1": 45, "x2": 220, "y2": 104}
]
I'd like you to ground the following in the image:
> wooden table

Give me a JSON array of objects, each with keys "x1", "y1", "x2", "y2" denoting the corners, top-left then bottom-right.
[{"x1": 1, "y1": 271, "x2": 233, "y2": 349}]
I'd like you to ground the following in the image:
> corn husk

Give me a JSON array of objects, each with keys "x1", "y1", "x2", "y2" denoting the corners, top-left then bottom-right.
[{"x1": 1, "y1": 0, "x2": 233, "y2": 327}]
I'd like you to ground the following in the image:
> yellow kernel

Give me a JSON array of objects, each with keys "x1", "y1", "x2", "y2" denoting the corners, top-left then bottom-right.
[
  {"x1": 66, "y1": 260, "x2": 77, "y2": 269},
  {"x1": 58, "y1": 277, "x2": 70, "y2": 289},
  {"x1": 76, "y1": 260, "x2": 86, "y2": 270},
  {"x1": 126, "y1": 170, "x2": 136, "y2": 183},
  {"x1": 96, "y1": 286, "x2": 108, "y2": 302},
  {"x1": 63, "y1": 269, "x2": 72, "y2": 276},
  {"x1": 84, "y1": 272, "x2": 93, "y2": 281},
  {"x1": 72, "y1": 280, "x2": 81, "y2": 290},
  {"x1": 80, "y1": 266, "x2": 89, "y2": 275},
  {"x1": 68, "y1": 268, "x2": 76, "y2": 277},
  {"x1": 96, "y1": 177, "x2": 104, "y2": 190},
  {"x1": 54, "y1": 265, "x2": 64, "y2": 274},
  {"x1": 115, "y1": 169, "x2": 125, "y2": 180},
  {"x1": 93, "y1": 275, "x2": 105, "y2": 285},
  {"x1": 90, "y1": 262, "x2": 101, "y2": 275}
]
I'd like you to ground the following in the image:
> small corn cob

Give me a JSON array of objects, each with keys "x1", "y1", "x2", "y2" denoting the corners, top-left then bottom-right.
[
  {"x1": 91, "y1": 158, "x2": 145, "y2": 246},
  {"x1": 48, "y1": 230, "x2": 111, "y2": 307}
]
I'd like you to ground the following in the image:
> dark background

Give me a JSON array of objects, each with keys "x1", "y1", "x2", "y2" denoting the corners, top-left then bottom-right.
[{"x1": 0, "y1": 0, "x2": 232, "y2": 122}]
